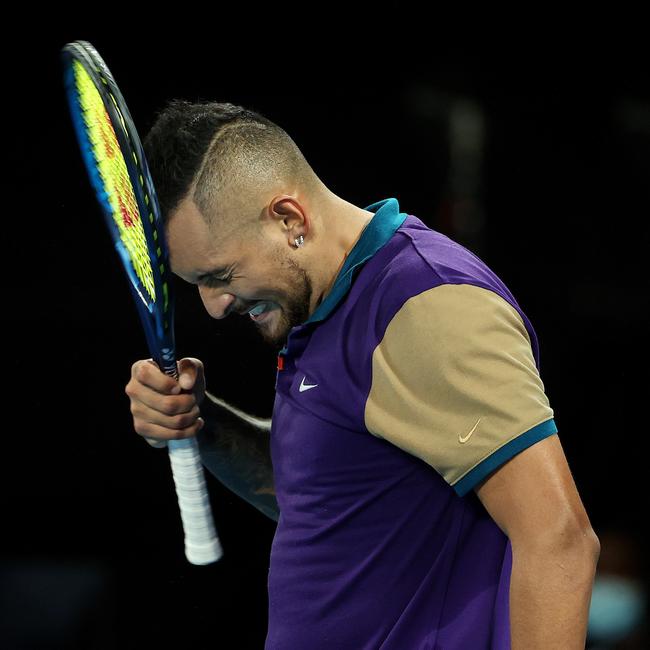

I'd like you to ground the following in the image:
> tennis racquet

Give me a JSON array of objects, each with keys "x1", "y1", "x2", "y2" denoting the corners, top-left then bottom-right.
[{"x1": 61, "y1": 40, "x2": 222, "y2": 565}]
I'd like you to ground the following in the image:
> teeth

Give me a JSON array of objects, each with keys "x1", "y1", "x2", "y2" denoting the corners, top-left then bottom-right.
[{"x1": 249, "y1": 302, "x2": 268, "y2": 316}]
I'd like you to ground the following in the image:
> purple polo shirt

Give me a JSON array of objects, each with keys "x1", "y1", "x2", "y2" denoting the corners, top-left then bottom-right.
[{"x1": 265, "y1": 198, "x2": 557, "y2": 649}]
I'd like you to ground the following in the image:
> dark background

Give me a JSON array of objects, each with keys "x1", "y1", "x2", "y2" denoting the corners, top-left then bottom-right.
[{"x1": 2, "y1": 25, "x2": 648, "y2": 649}]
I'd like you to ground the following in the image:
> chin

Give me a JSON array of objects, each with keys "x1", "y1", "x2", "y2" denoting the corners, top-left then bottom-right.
[{"x1": 255, "y1": 310, "x2": 286, "y2": 348}]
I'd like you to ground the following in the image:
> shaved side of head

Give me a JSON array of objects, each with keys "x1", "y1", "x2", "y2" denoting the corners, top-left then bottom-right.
[{"x1": 143, "y1": 100, "x2": 322, "y2": 242}]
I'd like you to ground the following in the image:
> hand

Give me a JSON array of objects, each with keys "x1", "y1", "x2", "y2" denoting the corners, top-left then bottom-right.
[{"x1": 124, "y1": 357, "x2": 207, "y2": 448}]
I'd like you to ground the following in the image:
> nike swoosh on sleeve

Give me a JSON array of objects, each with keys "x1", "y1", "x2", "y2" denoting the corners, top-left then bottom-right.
[{"x1": 459, "y1": 417, "x2": 482, "y2": 444}]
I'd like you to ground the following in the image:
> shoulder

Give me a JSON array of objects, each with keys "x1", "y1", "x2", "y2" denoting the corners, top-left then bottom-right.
[{"x1": 359, "y1": 217, "x2": 524, "y2": 346}]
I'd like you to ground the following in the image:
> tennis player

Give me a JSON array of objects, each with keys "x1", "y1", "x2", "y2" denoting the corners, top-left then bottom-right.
[{"x1": 124, "y1": 101, "x2": 600, "y2": 649}]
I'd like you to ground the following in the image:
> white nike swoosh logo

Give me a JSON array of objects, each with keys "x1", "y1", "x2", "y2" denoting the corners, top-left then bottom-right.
[
  {"x1": 459, "y1": 417, "x2": 482, "y2": 444},
  {"x1": 299, "y1": 376, "x2": 318, "y2": 392}
]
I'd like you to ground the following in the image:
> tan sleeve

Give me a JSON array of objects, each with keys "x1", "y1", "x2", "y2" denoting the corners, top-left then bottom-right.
[{"x1": 364, "y1": 283, "x2": 556, "y2": 494}]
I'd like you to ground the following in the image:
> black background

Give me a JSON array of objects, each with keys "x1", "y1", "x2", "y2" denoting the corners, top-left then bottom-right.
[{"x1": 2, "y1": 22, "x2": 648, "y2": 649}]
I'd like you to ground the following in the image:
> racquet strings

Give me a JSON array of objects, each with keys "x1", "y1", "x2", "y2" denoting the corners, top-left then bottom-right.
[{"x1": 71, "y1": 59, "x2": 156, "y2": 305}]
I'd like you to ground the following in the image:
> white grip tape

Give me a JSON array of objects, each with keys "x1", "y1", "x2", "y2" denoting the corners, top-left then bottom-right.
[{"x1": 167, "y1": 437, "x2": 223, "y2": 565}]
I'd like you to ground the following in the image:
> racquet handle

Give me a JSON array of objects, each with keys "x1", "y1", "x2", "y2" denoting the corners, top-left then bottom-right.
[
  {"x1": 163, "y1": 362, "x2": 223, "y2": 565},
  {"x1": 168, "y1": 438, "x2": 223, "y2": 565}
]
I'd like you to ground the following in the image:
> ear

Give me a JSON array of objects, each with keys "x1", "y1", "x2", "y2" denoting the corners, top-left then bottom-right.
[{"x1": 268, "y1": 195, "x2": 309, "y2": 246}]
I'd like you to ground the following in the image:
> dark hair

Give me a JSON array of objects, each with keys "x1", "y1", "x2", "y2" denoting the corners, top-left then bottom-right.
[{"x1": 143, "y1": 100, "x2": 316, "y2": 228}]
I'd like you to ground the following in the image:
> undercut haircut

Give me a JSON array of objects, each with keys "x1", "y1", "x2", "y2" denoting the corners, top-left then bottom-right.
[{"x1": 142, "y1": 100, "x2": 319, "y2": 233}]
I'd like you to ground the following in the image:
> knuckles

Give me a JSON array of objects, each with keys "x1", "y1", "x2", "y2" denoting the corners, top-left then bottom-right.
[
  {"x1": 169, "y1": 409, "x2": 199, "y2": 430},
  {"x1": 133, "y1": 419, "x2": 150, "y2": 436},
  {"x1": 132, "y1": 360, "x2": 146, "y2": 381},
  {"x1": 160, "y1": 394, "x2": 195, "y2": 416}
]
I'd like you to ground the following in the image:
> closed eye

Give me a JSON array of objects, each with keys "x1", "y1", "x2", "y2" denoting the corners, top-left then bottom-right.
[{"x1": 201, "y1": 272, "x2": 233, "y2": 287}]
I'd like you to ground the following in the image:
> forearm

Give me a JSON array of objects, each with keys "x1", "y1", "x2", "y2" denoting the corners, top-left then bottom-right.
[
  {"x1": 196, "y1": 390, "x2": 279, "y2": 522},
  {"x1": 509, "y1": 531, "x2": 600, "y2": 649}
]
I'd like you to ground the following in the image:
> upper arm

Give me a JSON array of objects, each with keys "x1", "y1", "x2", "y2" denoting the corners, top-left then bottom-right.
[
  {"x1": 365, "y1": 283, "x2": 557, "y2": 495},
  {"x1": 475, "y1": 433, "x2": 594, "y2": 546}
]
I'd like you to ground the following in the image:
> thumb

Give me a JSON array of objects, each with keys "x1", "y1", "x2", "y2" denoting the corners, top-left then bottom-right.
[{"x1": 176, "y1": 357, "x2": 204, "y2": 391}]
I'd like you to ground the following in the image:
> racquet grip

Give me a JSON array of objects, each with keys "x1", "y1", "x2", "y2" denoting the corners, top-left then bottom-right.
[{"x1": 167, "y1": 437, "x2": 223, "y2": 565}]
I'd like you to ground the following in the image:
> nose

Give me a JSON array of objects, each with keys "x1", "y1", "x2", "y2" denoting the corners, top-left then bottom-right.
[{"x1": 197, "y1": 285, "x2": 237, "y2": 319}]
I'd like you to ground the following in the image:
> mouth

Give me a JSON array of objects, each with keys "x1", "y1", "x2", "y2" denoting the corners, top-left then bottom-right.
[{"x1": 246, "y1": 301, "x2": 277, "y2": 322}]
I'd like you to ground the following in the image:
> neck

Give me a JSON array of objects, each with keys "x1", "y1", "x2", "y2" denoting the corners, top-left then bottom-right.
[{"x1": 315, "y1": 197, "x2": 374, "y2": 307}]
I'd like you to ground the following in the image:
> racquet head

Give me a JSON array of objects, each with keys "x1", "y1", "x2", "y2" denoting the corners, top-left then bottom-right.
[{"x1": 61, "y1": 40, "x2": 177, "y2": 377}]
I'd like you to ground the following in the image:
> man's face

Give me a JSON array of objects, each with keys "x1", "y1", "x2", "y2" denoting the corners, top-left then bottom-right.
[{"x1": 167, "y1": 198, "x2": 314, "y2": 349}]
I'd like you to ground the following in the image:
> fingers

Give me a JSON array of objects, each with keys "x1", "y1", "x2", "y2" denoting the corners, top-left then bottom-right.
[
  {"x1": 127, "y1": 380, "x2": 196, "y2": 415},
  {"x1": 177, "y1": 357, "x2": 205, "y2": 393},
  {"x1": 135, "y1": 418, "x2": 205, "y2": 442},
  {"x1": 130, "y1": 359, "x2": 181, "y2": 395},
  {"x1": 125, "y1": 357, "x2": 206, "y2": 446},
  {"x1": 130, "y1": 397, "x2": 202, "y2": 432}
]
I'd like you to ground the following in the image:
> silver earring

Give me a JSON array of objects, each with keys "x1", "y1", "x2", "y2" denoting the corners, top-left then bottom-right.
[{"x1": 294, "y1": 235, "x2": 304, "y2": 248}]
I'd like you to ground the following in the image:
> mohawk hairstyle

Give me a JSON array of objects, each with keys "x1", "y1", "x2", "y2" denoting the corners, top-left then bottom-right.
[{"x1": 142, "y1": 99, "x2": 317, "y2": 232}]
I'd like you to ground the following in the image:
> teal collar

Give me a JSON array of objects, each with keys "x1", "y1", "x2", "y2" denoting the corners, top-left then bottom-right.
[{"x1": 304, "y1": 197, "x2": 407, "y2": 326}]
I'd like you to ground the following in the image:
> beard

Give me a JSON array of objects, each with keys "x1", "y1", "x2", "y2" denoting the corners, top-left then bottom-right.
[{"x1": 256, "y1": 255, "x2": 314, "y2": 351}]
